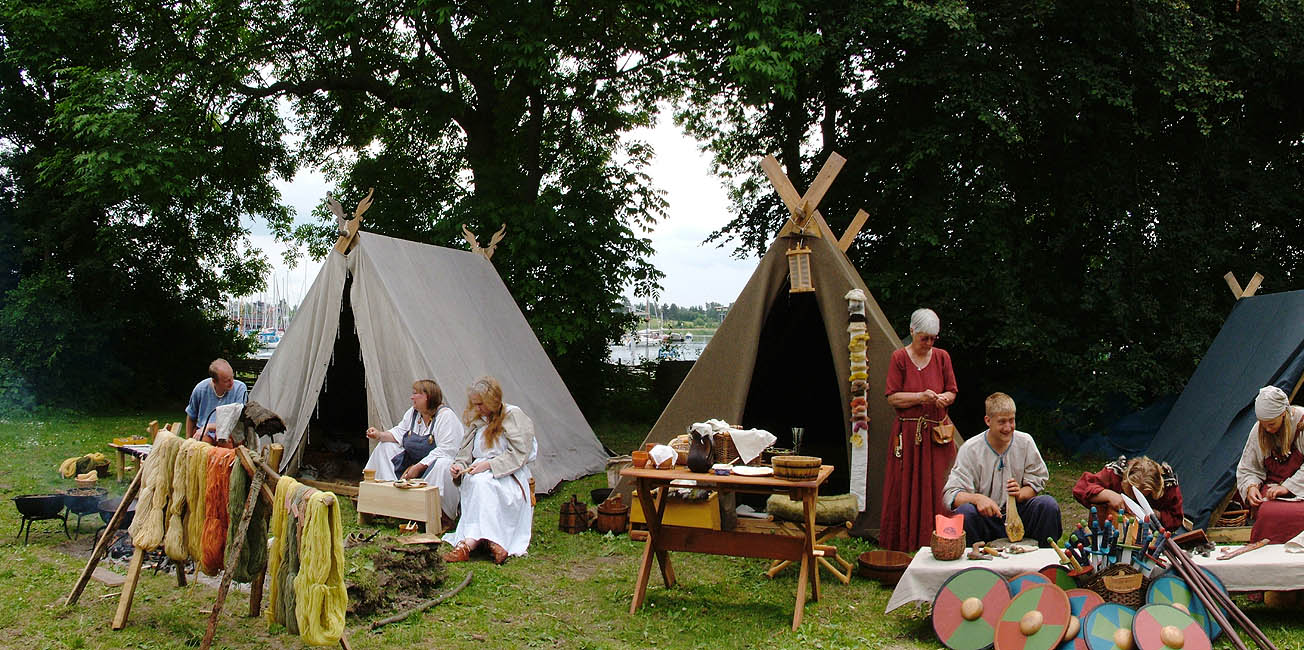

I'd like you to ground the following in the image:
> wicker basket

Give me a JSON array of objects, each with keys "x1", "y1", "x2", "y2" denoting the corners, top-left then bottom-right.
[
  {"x1": 1216, "y1": 509, "x2": 1249, "y2": 527},
  {"x1": 1088, "y1": 563, "x2": 1147, "y2": 609},
  {"x1": 931, "y1": 531, "x2": 966, "y2": 561},
  {"x1": 771, "y1": 455, "x2": 821, "y2": 481}
]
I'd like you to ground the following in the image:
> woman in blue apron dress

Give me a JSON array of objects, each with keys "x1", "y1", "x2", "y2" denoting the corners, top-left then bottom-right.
[{"x1": 363, "y1": 379, "x2": 466, "y2": 524}]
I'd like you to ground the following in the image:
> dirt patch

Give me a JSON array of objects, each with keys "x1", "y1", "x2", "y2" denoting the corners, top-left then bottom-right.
[
  {"x1": 346, "y1": 535, "x2": 446, "y2": 618},
  {"x1": 565, "y1": 553, "x2": 624, "y2": 581}
]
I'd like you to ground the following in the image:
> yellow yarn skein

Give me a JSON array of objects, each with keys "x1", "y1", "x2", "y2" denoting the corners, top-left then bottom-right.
[
  {"x1": 164, "y1": 439, "x2": 199, "y2": 561},
  {"x1": 128, "y1": 430, "x2": 180, "y2": 550},
  {"x1": 185, "y1": 440, "x2": 211, "y2": 562},
  {"x1": 265, "y1": 475, "x2": 298, "y2": 626},
  {"x1": 294, "y1": 491, "x2": 347, "y2": 646}
]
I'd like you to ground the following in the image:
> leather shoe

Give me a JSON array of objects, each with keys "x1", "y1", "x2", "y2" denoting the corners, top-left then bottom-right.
[
  {"x1": 487, "y1": 541, "x2": 509, "y2": 565},
  {"x1": 442, "y1": 542, "x2": 472, "y2": 563}
]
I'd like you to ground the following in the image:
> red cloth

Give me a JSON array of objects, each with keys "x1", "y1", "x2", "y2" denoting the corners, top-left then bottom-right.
[
  {"x1": 1250, "y1": 447, "x2": 1304, "y2": 543},
  {"x1": 878, "y1": 347, "x2": 958, "y2": 551},
  {"x1": 1072, "y1": 462, "x2": 1184, "y2": 531}
]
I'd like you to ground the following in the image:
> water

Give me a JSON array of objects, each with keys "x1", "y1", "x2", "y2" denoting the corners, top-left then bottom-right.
[{"x1": 607, "y1": 335, "x2": 712, "y2": 364}]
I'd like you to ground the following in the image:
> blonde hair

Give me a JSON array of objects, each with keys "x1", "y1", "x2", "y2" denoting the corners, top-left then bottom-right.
[
  {"x1": 1123, "y1": 456, "x2": 1165, "y2": 500},
  {"x1": 464, "y1": 376, "x2": 507, "y2": 449},
  {"x1": 985, "y1": 392, "x2": 1016, "y2": 416},
  {"x1": 1257, "y1": 410, "x2": 1298, "y2": 460}
]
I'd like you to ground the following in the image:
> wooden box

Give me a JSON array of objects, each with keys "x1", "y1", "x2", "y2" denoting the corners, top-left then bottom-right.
[
  {"x1": 356, "y1": 481, "x2": 441, "y2": 534},
  {"x1": 630, "y1": 490, "x2": 721, "y2": 530}
]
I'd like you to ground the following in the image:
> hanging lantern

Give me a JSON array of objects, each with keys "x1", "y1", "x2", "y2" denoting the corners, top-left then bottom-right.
[{"x1": 787, "y1": 240, "x2": 814, "y2": 293}]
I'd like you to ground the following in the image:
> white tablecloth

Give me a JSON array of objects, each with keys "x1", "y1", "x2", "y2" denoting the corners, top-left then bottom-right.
[{"x1": 886, "y1": 545, "x2": 1302, "y2": 613}]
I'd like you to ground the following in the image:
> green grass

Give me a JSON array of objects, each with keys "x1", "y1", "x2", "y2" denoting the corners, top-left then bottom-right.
[{"x1": 0, "y1": 412, "x2": 1297, "y2": 648}]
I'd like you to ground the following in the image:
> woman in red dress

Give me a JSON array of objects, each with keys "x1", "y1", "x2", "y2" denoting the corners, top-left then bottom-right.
[
  {"x1": 879, "y1": 308, "x2": 959, "y2": 551},
  {"x1": 1237, "y1": 385, "x2": 1304, "y2": 543}
]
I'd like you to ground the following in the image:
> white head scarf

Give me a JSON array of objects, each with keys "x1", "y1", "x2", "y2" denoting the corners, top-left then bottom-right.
[{"x1": 1255, "y1": 385, "x2": 1290, "y2": 421}]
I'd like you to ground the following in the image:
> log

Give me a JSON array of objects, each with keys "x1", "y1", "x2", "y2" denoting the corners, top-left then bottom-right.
[
  {"x1": 199, "y1": 450, "x2": 268, "y2": 650},
  {"x1": 66, "y1": 469, "x2": 143, "y2": 605},
  {"x1": 368, "y1": 571, "x2": 473, "y2": 631}
]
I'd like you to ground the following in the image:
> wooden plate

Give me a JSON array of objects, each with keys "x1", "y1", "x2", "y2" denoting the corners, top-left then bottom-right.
[
  {"x1": 1082, "y1": 603, "x2": 1136, "y2": 650},
  {"x1": 933, "y1": 567, "x2": 1013, "y2": 650},
  {"x1": 1132, "y1": 604, "x2": 1210, "y2": 650},
  {"x1": 994, "y1": 583, "x2": 1071, "y2": 650}
]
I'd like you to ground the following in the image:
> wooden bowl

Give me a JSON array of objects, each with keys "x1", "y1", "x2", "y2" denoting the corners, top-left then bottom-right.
[
  {"x1": 858, "y1": 550, "x2": 912, "y2": 585},
  {"x1": 631, "y1": 451, "x2": 649, "y2": 468}
]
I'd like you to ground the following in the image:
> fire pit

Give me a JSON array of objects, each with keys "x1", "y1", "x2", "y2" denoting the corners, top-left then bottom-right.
[{"x1": 12, "y1": 494, "x2": 69, "y2": 544}]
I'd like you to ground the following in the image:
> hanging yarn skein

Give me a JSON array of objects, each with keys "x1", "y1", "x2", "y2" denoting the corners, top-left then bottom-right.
[
  {"x1": 294, "y1": 491, "x2": 347, "y2": 646},
  {"x1": 265, "y1": 475, "x2": 298, "y2": 626},
  {"x1": 185, "y1": 440, "x2": 211, "y2": 563},
  {"x1": 164, "y1": 438, "x2": 201, "y2": 562},
  {"x1": 200, "y1": 446, "x2": 237, "y2": 575},
  {"x1": 226, "y1": 458, "x2": 269, "y2": 583},
  {"x1": 128, "y1": 430, "x2": 181, "y2": 550}
]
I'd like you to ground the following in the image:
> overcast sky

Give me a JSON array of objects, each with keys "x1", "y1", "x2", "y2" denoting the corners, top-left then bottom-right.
[{"x1": 244, "y1": 114, "x2": 757, "y2": 308}]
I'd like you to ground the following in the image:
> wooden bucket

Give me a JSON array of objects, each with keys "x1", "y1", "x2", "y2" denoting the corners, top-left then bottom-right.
[
  {"x1": 595, "y1": 494, "x2": 630, "y2": 535},
  {"x1": 559, "y1": 494, "x2": 588, "y2": 534}
]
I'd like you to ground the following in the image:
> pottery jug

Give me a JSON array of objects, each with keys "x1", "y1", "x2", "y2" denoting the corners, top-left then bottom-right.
[{"x1": 687, "y1": 430, "x2": 714, "y2": 473}]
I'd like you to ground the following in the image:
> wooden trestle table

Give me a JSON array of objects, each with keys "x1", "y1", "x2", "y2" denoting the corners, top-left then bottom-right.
[{"x1": 621, "y1": 464, "x2": 834, "y2": 630}]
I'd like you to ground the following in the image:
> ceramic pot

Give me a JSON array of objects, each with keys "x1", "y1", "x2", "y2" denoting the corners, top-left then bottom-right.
[{"x1": 687, "y1": 430, "x2": 714, "y2": 473}]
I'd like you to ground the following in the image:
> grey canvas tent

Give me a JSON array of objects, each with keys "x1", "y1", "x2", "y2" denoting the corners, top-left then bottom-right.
[
  {"x1": 620, "y1": 217, "x2": 902, "y2": 535},
  {"x1": 250, "y1": 230, "x2": 606, "y2": 494},
  {"x1": 1145, "y1": 288, "x2": 1304, "y2": 529}
]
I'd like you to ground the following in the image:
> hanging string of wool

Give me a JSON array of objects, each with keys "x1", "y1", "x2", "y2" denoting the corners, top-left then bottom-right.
[
  {"x1": 128, "y1": 430, "x2": 180, "y2": 550},
  {"x1": 275, "y1": 483, "x2": 314, "y2": 634},
  {"x1": 294, "y1": 490, "x2": 347, "y2": 646},
  {"x1": 164, "y1": 438, "x2": 201, "y2": 561},
  {"x1": 200, "y1": 447, "x2": 236, "y2": 575},
  {"x1": 265, "y1": 475, "x2": 298, "y2": 626},
  {"x1": 185, "y1": 440, "x2": 211, "y2": 562},
  {"x1": 226, "y1": 457, "x2": 269, "y2": 582}
]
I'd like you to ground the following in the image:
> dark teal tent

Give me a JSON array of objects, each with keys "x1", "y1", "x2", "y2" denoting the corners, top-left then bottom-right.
[{"x1": 1145, "y1": 289, "x2": 1304, "y2": 529}]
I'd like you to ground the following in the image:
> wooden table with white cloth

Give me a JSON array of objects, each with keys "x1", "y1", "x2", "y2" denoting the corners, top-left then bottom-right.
[{"x1": 885, "y1": 544, "x2": 1304, "y2": 612}]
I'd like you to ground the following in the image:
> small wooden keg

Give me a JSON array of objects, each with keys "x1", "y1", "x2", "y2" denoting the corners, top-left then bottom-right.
[{"x1": 559, "y1": 494, "x2": 588, "y2": 534}]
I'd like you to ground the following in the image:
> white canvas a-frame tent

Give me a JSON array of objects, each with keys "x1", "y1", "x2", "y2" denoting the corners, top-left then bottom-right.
[{"x1": 250, "y1": 223, "x2": 606, "y2": 495}]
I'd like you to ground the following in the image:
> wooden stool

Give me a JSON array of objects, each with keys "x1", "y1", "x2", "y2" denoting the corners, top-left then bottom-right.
[
  {"x1": 765, "y1": 521, "x2": 854, "y2": 584},
  {"x1": 356, "y1": 481, "x2": 441, "y2": 534}
]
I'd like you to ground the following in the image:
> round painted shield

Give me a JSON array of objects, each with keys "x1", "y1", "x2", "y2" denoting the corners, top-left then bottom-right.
[
  {"x1": 934, "y1": 567, "x2": 1014, "y2": 650},
  {"x1": 1195, "y1": 567, "x2": 1228, "y2": 641},
  {"x1": 1040, "y1": 564, "x2": 1079, "y2": 592},
  {"x1": 1133, "y1": 604, "x2": 1211, "y2": 650},
  {"x1": 1056, "y1": 589, "x2": 1105, "y2": 650},
  {"x1": 994, "y1": 583, "x2": 1071, "y2": 650},
  {"x1": 1082, "y1": 603, "x2": 1136, "y2": 650},
  {"x1": 1009, "y1": 571, "x2": 1053, "y2": 595},
  {"x1": 1145, "y1": 575, "x2": 1218, "y2": 641}
]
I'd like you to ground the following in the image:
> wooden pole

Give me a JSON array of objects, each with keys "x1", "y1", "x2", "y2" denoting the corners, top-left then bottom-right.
[
  {"x1": 199, "y1": 451, "x2": 267, "y2": 650},
  {"x1": 65, "y1": 469, "x2": 143, "y2": 605},
  {"x1": 112, "y1": 548, "x2": 145, "y2": 630},
  {"x1": 1161, "y1": 540, "x2": 1249, "y2": 650},
  {"x1": 247, "y1": 444, "x2": 282, "y2": 618}
]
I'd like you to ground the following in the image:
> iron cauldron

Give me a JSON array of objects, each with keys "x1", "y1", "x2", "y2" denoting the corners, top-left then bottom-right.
[
  {"x1": 98, "y1": 497, "x2": 136, "y2": 528},
  {"x1": 12, "y1": 494, "x2": 65, "y2": 519},
  {"x1": 61, "y1": 487, "x2": 108, "y2": 515}
]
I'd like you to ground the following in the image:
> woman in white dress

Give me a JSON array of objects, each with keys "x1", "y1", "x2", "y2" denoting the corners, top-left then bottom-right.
[
  {"x1": 443, "y1": 376, "x2": 536, "y2": 564},
  {"x1": 362, "y1": 379, "x2": 465, "y2": 527}
]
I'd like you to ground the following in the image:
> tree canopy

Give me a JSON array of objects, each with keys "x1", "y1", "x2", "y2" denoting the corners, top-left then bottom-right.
[{"x1": 675, "y1": 0, "x2": 1304, "y2": 429}]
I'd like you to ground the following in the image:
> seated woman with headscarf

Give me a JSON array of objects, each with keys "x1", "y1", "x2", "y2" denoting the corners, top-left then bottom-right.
[
  {"x1": 1237, "y1": 385, "x2": 1304, "y2": 543},
  {"x1": 362, "y1": 379, "x2": 464, "y2": 527},
  {"x1": 442, "y1": 376, "x2": 536, "y2": 565}
]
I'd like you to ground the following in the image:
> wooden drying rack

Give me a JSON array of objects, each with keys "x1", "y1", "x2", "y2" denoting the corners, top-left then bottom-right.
[{"x1": 63, "y1": 421, "x2": 353, "y2": 649}]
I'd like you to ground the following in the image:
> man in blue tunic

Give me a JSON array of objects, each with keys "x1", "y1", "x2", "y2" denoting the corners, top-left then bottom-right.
[{"x1": 185, "y1": 358, "x2": 247, "y2": 446}]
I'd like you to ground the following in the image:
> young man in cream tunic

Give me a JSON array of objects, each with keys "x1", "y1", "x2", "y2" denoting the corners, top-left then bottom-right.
[{"x1": 943, "y1": 392, "x2": 1062, "y2": 545}]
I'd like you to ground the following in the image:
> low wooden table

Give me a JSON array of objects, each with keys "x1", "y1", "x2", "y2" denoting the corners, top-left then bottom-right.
[
  {"x1": 355, "y1": 480, "x2": 442, "y2": 534},
  {"x1": 107, "y1": 444, "x2": 151, "y2": 482},
  {"x1": 621, "y1": 464, "x2": 834, "y2": 630}
]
